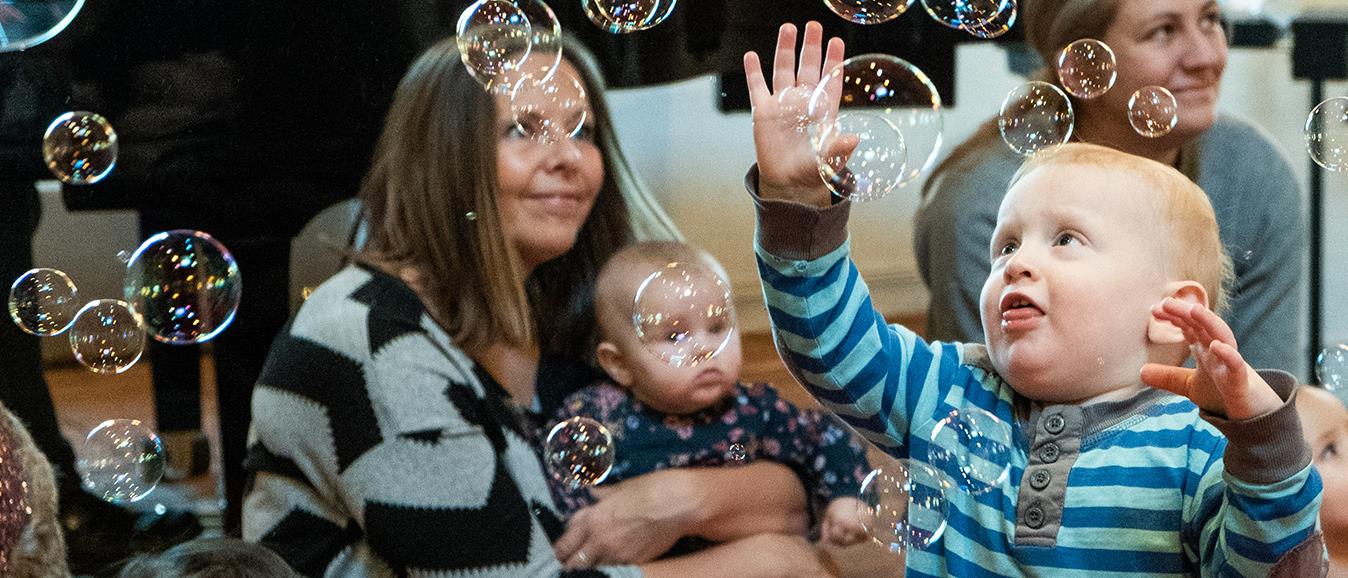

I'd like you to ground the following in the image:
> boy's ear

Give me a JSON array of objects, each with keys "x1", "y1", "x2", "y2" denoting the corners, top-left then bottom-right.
[
  {"x1": 1147, "y1": 281, "x2": 1209, "y2": 346},
  {"x1": 596, "y1": 341, "x2": 634, "y2": 387}
]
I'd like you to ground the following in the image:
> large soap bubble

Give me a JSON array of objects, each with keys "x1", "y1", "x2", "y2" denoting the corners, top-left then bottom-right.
[
  {"x1": 42, "y1": 111, "x2": 118, "y2": 185},
  {"x1": 858, "y1": 459, "x2": 948, "y2": 554},
  {"x1": 77, "y1": 419, "x2": 165, "y2": 504},
  {"x1": 999, "y1": 81, "x2": 1074, "y2": 156},
  {"x1": 0, "y1": 0, "x2": 84, "y2": 53},
  {"x1": 124, "y1": 230, "x2": 241, "y2": 345},
  {"x1": 632, "y1": 261, "x2": 735, "y2": 368},
  {"x1": 545, "y1": 417, "x2": 615, "y2": 489}
]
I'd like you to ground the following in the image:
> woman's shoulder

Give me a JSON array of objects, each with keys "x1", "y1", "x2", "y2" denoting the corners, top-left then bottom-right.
[{"x1": 1196, "y1": 114, "x2": 1298, "y2": 193}]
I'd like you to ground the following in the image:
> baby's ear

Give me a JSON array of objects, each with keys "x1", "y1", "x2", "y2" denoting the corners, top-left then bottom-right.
[
  {"x1": 595, "y1": 341, "x2": 634, "y2": 387},
  {"x1": 1147, "y1": 281, "x2": 1209, "y2": 345}
]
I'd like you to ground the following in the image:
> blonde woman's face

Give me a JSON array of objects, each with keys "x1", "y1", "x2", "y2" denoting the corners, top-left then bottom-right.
[
  {"x1": 495, "y1": 58, "x2": 604, "y2": 272},
  {"x1": 1098, "y1": 0, "x2": 1227, "y2": 140}
]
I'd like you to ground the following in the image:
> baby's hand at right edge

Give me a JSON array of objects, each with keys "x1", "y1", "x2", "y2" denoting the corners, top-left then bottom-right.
[{"x1": 820, "y1": 497, "x2": 869, "y2": 548}]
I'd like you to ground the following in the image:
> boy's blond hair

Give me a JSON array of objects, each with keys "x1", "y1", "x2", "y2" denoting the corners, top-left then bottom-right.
[
  {"x1": 594, "y1": 241, "x2": 728, "y2": 344},
  {"x1": 1008, "y1": 143, "x2": 1235, "y2": 315}
]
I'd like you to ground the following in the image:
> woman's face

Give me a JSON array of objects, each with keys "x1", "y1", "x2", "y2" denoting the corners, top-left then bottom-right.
[
  {"x1": 495, "y1": 58, "x2": 604, "y2": 273},
  {"x1": 1097, "y1": 0, "x2": 1227, "y2": 142}
]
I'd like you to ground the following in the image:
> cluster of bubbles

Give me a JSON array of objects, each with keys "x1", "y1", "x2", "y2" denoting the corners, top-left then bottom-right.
[
  {"x1": 6, "y1": 232, "x2": 241, "y2": 376},
  {"x1": 1306, "y1": 97, "x2": 1348, "y2": 172},
  {"x1": 1318, "y1": 343, "x2": 1348, "y2": 392},
  {"x1": 632, "y1": 261, "x2": 735, "y2": 368},
  {"x1": 77, "y1": 419, "x2": 166, "y2": 504},
  {"x1": 545, "y1": 417, "x2": 615, "y2": 489}
]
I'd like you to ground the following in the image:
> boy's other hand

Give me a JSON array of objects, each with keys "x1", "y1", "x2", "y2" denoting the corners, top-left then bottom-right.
[
  {"x1": 742, "y1": 21, "x2": 852, "y2": 208},
  {"x1": 820, "y1": 497, "x2": 869, "y2": 548},
  {"x1": 1140, "y1": 297, "x2": 1283, "y2": 420}
]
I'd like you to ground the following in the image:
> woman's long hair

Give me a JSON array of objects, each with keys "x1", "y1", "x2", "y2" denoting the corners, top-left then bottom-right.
[{"x1": 356, "y1": 36, "x2": 680, "y2": 360}]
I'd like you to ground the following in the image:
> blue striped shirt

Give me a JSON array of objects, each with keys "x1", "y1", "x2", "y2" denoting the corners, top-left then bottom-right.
[{"x1": 755, "y1": 237, "x2": 1322, "y2": 577}]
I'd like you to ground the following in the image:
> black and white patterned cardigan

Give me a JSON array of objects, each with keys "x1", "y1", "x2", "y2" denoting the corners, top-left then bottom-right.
[{"x1": 242, "y1": 265, "x2": 641, "y2": 577}]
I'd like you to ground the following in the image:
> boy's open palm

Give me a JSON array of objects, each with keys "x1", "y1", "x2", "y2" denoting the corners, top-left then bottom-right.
[
  {"x1": 742, "y1": 21, "x2": 854, "y2": 207},
  {"x1": 1140, "y1": 298, "x2": 1283, "y2": 421}
]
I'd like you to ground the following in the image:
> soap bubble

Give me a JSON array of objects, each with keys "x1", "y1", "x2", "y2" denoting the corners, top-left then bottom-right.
[
  {"x1": 1127, "y1": 86, "x2": 1178, "y2": 138},
  {"x1": 1306, "y1": 96, "x2": 1348, "y2": 172},
  {"x1": 69, "y1": 300, "x2": 145, "y2": 375},
  {"x1": 809, "y1": 54, "x2": 943, "y2": 188},
  {"x1": 920, "y1": 0, "x2": 1008, "y2": 29},
  {"x1": 457, "y1": 0, "x2": 561, "y2": 92},
  {"x1": 778, "y1": 85, "x2": 827, "y2": 134},
  {"x1": 77, "y1": 419, "x2": 164, "y2": 504},
  {"x1": 927, "y1": 407, "x2": 1012, "y2": 495},
  {"x1": 815, "y1": 112, "x2": 907, "y2": 202},
  {"x1": 581, "y1": 0, "x2": 678, "y2": 33},
  {"x1": 545, "y1": 417, "x2": 614, "y2": 489},
  {"x1": 1056, "y1": 39, "x2": 1117, "y2": 99},
  {"x1": 0, "y1": 0, "x2": 84, "y2": 53},
  {"x1": 124, "y1": 230, "x2": 241, "y2": 345},
  {"x1": 727, "y1": 443, "x2": 747, "y2": 462},
  {"x1": 823, "y1": 0, "x2": 914, "y2": 25},
  {"x1": 1318, "y1": 344, "x2": 1348, "y2": 392},
  {"x1": 999, "y1": 81, "x2": 1074, "y2": 156},
  {"x1": 962, "y1": 0, "x2": 1016, "y2": 39},
  {"x1": 8, "y1": 268, "x2": 79, "y2": 337},
  {"x1": 42, "y1": 111, "x2": 118, "y2": 185},
  {"x1": 633, "y1": 262, "x2": 734, "y2": 368},
  {"x1": 510, "y1": 66, "x2": 589, "y2": 143},
  {"x1": 858, "y1": 459, "x2": 948, "y2": 553}
]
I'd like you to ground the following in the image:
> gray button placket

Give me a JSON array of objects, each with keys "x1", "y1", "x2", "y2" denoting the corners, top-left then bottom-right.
[{"x1": 1015, "y1": 404, "x2": 1084, "y2": 547}]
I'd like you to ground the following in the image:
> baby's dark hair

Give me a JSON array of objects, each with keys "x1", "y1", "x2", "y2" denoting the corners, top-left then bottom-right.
[{"x1": 116, "y1": 538, "x2": 297, "y2": 578}]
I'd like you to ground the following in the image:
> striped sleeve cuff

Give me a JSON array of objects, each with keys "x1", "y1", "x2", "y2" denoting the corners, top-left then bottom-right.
[{"x1": 745, "y1": 164, "x2": 851, "y2": 261}]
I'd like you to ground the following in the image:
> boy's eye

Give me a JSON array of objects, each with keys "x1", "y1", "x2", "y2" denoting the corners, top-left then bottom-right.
[
  {"x1": 1054, "y1": 233, "x2": 1081, "y2": 247},
  {"x1": 997, "y1": 241, "x2": 1018, "y2": 257}
]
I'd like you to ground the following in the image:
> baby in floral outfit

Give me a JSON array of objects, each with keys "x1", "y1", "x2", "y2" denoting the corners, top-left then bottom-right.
[{"x1": 548, "y1": 240, "x2": 871, "y2": 555}]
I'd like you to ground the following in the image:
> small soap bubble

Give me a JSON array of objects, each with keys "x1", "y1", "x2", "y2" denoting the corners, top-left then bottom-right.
[
  {"x1": 115, "y1": 250, "x2": 131, "y2": 264},
  {"x1": 0, "y1": 0, "x2": 83, "y2": 53},
  {"x1": 920, "y1": 0, "x2": 1008, "y2": 30},
  {"x1": 927, "y1": 407, "x2": 1012, "y2": 495},
  {"x1": 465, "y1": 211, "x2": 479, "y2": 221},
  {"x1": 962, "y1": 0, "x2": 1016, "y2": 39},
  {"x1": 857, "y1": 459, "x2": 948, "y2": 554},
  {"x1": 511, "y1": 66, "x2": 589, "y2": 144},
  {"x1": 1056, "y1": 39, "x2": 1117, "y2": 99},
  {"x1": 1306, "y1": 96, "x2": 1348, "y2": 172},
  {"x1": 42, "y1": 111, "x2": 118, "y2": 185},
  {"x1": 545, "y1": 417, "x2": 615, "y2": 489},
  {"x1": 1317, "y1": 344, "x2": 1348, "y2": 392},
  {"x1": 1127, "y1": 86, "x2": 1178, "y2": 138},
  {"x1": 824, "y1": 0, "x2": 914, "y2": 25},
  {"x1": 727, "y1": 443, "x2": 747, "y2": 462},
  {"x1": 581, "y1": 0, "x2": 677, "y2": 33},
  {"x1": 999, "y1": 81, "x2": 1074, "y2": 156},
  {"x1": 77, "y1": 419, "x2": 165, "y2": 504},
  {"x1": 69, "y1": 300, "x2": 145, "y2": 375},
  {"x1": 815, "y1": 112, "x2": 907, "y2": 202},
  {"x1": 633, "y1": 262, "x2": 735, "y2": 368},
  {"x1": 124, "y1": 230, "x2": 241, "y2": 345},
  {"x1": 8, "y1": 268, "x2": 79, "y2": 337},
  {"x1": 300, "y1": 286, "x2": 315, "y2": 301}
]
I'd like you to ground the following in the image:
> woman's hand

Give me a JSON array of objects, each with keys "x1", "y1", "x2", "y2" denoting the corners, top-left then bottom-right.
[
  {"x1": 554, "y1": 469, "x2": 696, "y2": 568},
  {"x1": 743, "y1": 21, "x2": 850, "y2": 207},
  {"x1": 1141, "y1": 297, "x2": 1283, "y2": 420}
]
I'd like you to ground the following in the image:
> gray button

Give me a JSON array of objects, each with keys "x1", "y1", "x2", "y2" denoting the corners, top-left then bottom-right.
[
  {"x1": 1025, "y1": 505, "x2": 1045, "y2": 529},
  {"x1": 1039, "y1": 443, "x2": 1060, "y2": 463},
  {"x1": 1044, "y1": 414, "x2": 1065, "y2": 434},
  {"x1": 1030, "y1": 469, "x2": 1051, "y2": 490}
]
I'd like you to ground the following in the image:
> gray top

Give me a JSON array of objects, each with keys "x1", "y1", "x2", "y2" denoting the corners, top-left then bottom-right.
[{"x1": 915, "y1": 115, "x2": 1307, "y2": 378}]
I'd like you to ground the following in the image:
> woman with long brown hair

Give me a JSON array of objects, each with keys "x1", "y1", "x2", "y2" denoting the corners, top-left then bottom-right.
[
  {"x1": 915, "y1": 0, "x2": 1305, "y2": 377},
  {"x1": 241, "y1": 37, "x2": 826, "y2": 577}
]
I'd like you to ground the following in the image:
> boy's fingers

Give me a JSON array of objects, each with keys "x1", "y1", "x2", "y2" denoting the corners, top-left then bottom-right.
[
  {"x1": 797, "y1": 21, "x2": 823, "y2": 84},
  {"x1": 744, "y1": 52, "x2": 767, "y2": 110},
  {"x1": 773, "y1": 23, "x2": 798, "y2": 94},
  {"x1": 1191, "y1": 304, "x2": 1237, "y2": 347},
  {"x1": 1141, "y1": 363, "x2": 1193, "y2": 398}
]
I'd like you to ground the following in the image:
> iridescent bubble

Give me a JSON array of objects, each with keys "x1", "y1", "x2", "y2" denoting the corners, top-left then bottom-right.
[
  {"x1": 999, "y1": 81, "x2": 1074, "y2": 156},
  {"x1": 1317, "y1": 344, "x2": 1348, "y2": 392},
  {"x1": 8, "y1": 268, "x2": 79, "y2": 336},
  {"x1": 823, "y1": 0, "x2": 914, "y2": 25},
  {"x1": 920, "y1": 0, "x2": 1008, "y2": 29},
  {"x1": 77, "y1": 419, "x2": 165, "y2": 504},
  {"x1": 42, "y1": 111, "x2": 118, "y2": 185},
  {"x1": 69, "y1": 300, "x2": 144, "y2": 375},
  {"x1": 857, "y1": 459, "x2": 948, "y2": 553},
  {"x1": 545, "y1": 417, "x2": 615, "y2": 490},
  {"x1": 510, "y1": 66, "x2": 589, "y2": 144},
  {"x1": 633, "y1": 262, "x2": 735, "y2": 368},
  {"x1": 124, "y1": 230, "x2": 241, "y2": 345},
  {"x1": 927, "y1": 407, "x2": 1012, "y2": 495},
  {"x1": 1056, "y1": 39, "x2": 1117, "y2": 99},
  {"x1": 1306, "y1": 96, "x2": 1348, "y2": 172},
  {"x1": 1127, "y1": 86, "x2": 1178, "y2": 138},
  {"x1": 456, "y1": 0, "x2": 562, "y2": 93},
  {"x1": 727, "y1": 443, "x2": 747, "y2": 462},
  {"x1": 115, "y1": 250, "x2": 131, "y2": 264},
  {"x1": 962, "y1": 0, "x2": 1016, "y2": 39},
  {"x1": 815, "y1": 112, "x2": 907, "y2": 202},
  {"x1": 0, "y1": 0, "x2": 83, "y2": 53},
  {"x1": 581, "y1": 0, "x2": 677, "y2": 33},
  {"x1": 809, "y1": 54, "x2": 944, "y2": 188},
  {"x1": 778, "y1": 85, "x2": 826, "y2": 134}
]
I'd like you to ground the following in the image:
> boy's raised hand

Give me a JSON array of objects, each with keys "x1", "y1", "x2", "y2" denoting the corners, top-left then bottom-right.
[
  {"x1": 742, "y1": 21, "x2": 851, "y2": 207},
  {"x1": 1140, "y1": 298, "x2": 1283, "y2": 420}
]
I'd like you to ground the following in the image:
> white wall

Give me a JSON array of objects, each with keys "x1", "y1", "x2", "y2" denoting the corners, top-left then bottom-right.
[{"x1": 29, "y1": 38, "x2": 1348, "y2": 358}]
